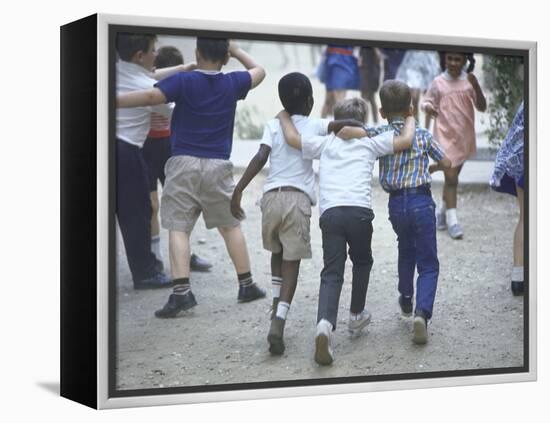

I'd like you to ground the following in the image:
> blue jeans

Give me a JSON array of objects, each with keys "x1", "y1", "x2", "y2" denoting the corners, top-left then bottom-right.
[{"x1": 388, "y1": 192, "x2": 439, "y2": 319}]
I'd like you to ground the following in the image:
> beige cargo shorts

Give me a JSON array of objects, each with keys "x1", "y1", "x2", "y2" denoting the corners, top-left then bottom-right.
[
  {"x1": 260, "y1": 190, "x2": 312, "y2": 261},
  {"x1": 161, "y1": 155, "x2": 240, "y2": 233}
]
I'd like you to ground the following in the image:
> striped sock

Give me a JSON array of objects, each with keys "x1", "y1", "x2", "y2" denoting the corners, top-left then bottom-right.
[
  {"x1": 173, "y1": 277, "x2": 190, "y2": 295},
  {"x1": 238, "y1": 271, "x2": 254, "y2": 288},
  {"x1": 272, "y1": 276, "x2": 282, "y2": 299}
]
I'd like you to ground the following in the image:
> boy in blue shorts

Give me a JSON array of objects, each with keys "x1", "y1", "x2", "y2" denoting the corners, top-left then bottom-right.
[
  {"x1": 341, "y1": 80, "x2": 451, "y2": 344},
  {"x1": 117, "y1": 38, "x2": 267, "y2": 317}
]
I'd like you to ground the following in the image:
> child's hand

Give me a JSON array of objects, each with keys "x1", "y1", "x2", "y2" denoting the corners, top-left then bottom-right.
[
  {"x1": 337, "y1": 126, "x2": 365, "y2": 140},
  {"x1": 424, "y1": 103, "x2": 439, "y2": 118},
  {"x1": 228, "y1": 40, "x2": 240, "y2": 57},
  {"x1": 230, "y1": 191, "x2": 246, "y2": 220}
]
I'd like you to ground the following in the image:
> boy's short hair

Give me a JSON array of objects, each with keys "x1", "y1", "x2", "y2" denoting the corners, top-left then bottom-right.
[
  {"x1": 333, "y1": 98, "x2": 368, "y2": 122},
  {"x1": 278, "y1": 72, "x2": 313, "y2": 115},
  {"x1": 116, "y1": 33, "x2": 157, "y2": 62},
  {"x1": 379, "y1": 80, "x2": 412, "y2": 114},
  {"x1": 196, "y1": 38, "x2": 229, "y2": 63},
  {"x1": 155, "y1": 46, "x2": 184, "y2": 69}
]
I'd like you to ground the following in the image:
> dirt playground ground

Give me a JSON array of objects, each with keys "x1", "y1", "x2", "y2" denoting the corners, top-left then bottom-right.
[{"x1": 115, "y1": 172, "x2": 524, "y2": 390}]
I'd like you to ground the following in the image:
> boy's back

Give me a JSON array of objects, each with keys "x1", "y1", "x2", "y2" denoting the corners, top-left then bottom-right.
[
  {"x1": 155, "y1": 70, "x2": 252, "y2": 159},
  {"x1": 373, "y1": 120, "x2": 444, "y2": 192},
  {"x1": 262, "y1": 116, "x2": 330, "y2": 205}
]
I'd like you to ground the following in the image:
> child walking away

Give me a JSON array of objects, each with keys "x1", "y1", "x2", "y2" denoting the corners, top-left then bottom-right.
[
  {"x1": 422, "y1": 52, "x2": 487, "y2": 239},
  {"x1": 142, "y1": 46, "x2": 212, "y2": 272},
  {"x1": 490, "y1": 102, "x2": 525, "y2": 296},
  {"x1": 279, "y1": 97, "x2": 415, "y2": 365},
  {"x1": 231, "y1": 73, "x2": 364, "y2": 356},
  {"x1": 340, "y1": 80, "x2": 451, "y2": 344},
  {"x1": 117, "y1": 39, "x2": 267, "y2": 317}
]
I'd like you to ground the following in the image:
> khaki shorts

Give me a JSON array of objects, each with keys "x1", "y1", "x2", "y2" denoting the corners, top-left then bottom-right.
[
  {"x1": 261, "y1": 190, "x2": 312, "y2": 261},
  {"x1": 161, "y1": 155, "x2": 240, "y2": 232}
]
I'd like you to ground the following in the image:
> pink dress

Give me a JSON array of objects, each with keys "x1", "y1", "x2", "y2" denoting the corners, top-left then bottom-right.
[{"x1": 423, "y1": 71, "x2": 477, "y2": 167}]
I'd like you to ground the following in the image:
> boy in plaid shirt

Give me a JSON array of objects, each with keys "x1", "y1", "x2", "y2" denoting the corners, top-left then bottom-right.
[{"x1": 341, "y1": 80, "x2": 451, "y2": 344}]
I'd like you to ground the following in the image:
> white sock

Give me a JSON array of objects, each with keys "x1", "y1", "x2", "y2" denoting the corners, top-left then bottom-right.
[
  {"x1": 512, "y1": 266, "x2": 524, "y2": 282},
  {"x1": 439, "y1": 199, "x2": 447, "y2": 213},
  {"x1": 318, "y1": 318, "x2": 333, "y2": 332},
  {"x1": 151, "y1": 235, "x2": 162, "y2": 260},
  {"x1": 276, "y1": 301, "x2": 290, "y2": 320},
  {"x1": 272, "y1": 276, "x2": 282, "y2": 299},
  {"x1": 350, "y1": 311, "x2": 363, "y2": 320},
  {"x1": 446, "y1": 208, "x2": 458, "y2": 227}
]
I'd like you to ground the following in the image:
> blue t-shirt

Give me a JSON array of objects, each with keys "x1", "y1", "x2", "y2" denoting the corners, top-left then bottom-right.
[{"x1": 155, "y1": 70, "x2": 251, "y2": 160}]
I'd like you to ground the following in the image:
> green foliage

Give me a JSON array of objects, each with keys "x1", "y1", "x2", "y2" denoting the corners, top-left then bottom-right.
[
  {"x1": 234, "y1": 105, "x2": 264, "y2": 140},
  {"x1": 483, "y1": 55, "x2": 524, "y2": 148}
]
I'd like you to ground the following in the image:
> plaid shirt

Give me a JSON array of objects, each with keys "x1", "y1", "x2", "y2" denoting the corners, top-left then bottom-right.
[{"x1": 366, "y1": 118, "x2": 445, "y2": 192}]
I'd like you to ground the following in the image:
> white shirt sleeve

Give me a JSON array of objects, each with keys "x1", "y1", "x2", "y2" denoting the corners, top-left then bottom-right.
[
  {"x1": 302, "y1": 134, "x2": 330, "y2": 160},
  {"x1": 317, "y1": 118, "x2": 331, "y2": 136},
  {"x1": 151, "y1": 102, "x2": 174, "y2": 119},
  {"x1": 259, "y1": 120, "x2": 277, "y2": 148},
  {"x1": 369, "y1": 130, "x2": 396, "y2": 157}
]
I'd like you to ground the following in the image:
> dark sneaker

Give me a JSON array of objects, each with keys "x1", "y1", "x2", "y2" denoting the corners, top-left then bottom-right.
[
  {"x1": 413, "y1": 310, "x2": 428, "y2": 345},
  {"x1": 511, "y1": 281, "x2": 524, "y2": 296},
  {"x1": 134, "y1": 272, "x2": 172, "y2": 290},
  {"x1": 154, "y1": 292, "x2": 197, "y2": 318},
  {"x1": 314, "y1": 319, "x2": 334, "y2": 365},
  {"x1": 270, "y1": 297, "x2": 280, "y2": 320},
  {"x1": 398, "y1": 295, "x2": 413, "y2": 316},
  {"x1": 238, "y1": 284, "x2": 266, "y2": 303},
  {"x1": 267, "y1": 317, "x2": 286, "y2": 355},
  {"x1": 190, "y1": 253, "x2": 212, "y2": 272}
]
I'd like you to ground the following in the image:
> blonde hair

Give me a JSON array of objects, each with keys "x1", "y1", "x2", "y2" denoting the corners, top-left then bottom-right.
[{"x1": 333, "y1": 97, "x2": 368, "y2": 123}]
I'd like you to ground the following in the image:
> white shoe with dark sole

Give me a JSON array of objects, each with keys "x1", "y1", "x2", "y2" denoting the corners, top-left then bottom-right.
[{"x1": 314, "y1": 319, "x2": 334, "y2": 365}]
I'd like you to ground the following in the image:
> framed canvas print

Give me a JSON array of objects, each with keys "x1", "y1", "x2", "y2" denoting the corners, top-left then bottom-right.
[{"x1": 60, "y1": 13, "x2": 537, "y2": 409}]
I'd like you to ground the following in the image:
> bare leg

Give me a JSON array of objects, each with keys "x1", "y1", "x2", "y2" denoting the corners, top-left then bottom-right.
[
  {"x1": 367, "y1": 92, "x2": 379, "y2": 124},
  {"x1": 150, "y1": 191, "x2": 160, "y2": 237},
  {"x1": 217, "y1": 225, "x2": 251, "y2": 275},
  {"x1": 271, "y1": 252, "x2": 282, "y2": 278},
  {"x1": 513, "y1": 186, "x2": 524, "y2": 267},
  {"x1": 411, "y1": 88, "x2": 420, "y2": 122},
  {"x1": 280, "y1": 259, "x2": 301, "y2": 305},
  {"x1": 442, "y1": 165, "x2": 463, "y2": 209},
  {"x1": 169, "y1": 230, "x2": 191, "y2": 279},
  {"x1": 321, "y1": 89, "x2": 346, "y2": 118}
]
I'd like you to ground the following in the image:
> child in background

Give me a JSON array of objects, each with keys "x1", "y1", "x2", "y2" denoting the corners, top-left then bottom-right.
[
  {"x1": 118, "y1": 39, "x2": 267, "y2": 317},
  {"x1": 279, "y1": 97, "x2": 415, "y2": 365},
  {"x1": 340, "y1": 80, "x2": 451, "y2": 344},
  {"x1": 142, "y1": 46, "x2": 212, "y2": 272},
  {"x1": 231, "y1": 72, "x2": 364, "y2": 356},
  {"x1": 422, "y1": 52, "x2": 487, "y2": 239}
]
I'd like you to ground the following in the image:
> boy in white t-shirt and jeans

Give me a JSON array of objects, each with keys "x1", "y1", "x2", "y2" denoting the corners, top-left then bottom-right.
[
  {"x1": 231, "y1": 73, "x2": 364, "y2": 355},
  {"x1": 278, "y1": 97, "x2": 415, "y2": 365}
]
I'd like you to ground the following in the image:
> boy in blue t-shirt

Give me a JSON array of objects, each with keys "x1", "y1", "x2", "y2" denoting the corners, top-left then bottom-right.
[{"x1": 117, "y1": 38, "x2": 267, "y2": 317}]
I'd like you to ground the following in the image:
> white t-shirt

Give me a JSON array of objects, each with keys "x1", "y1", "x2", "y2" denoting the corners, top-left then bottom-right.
[
  {"x1": 261, "y1": 115, "x2": 330, "y2": 205},
  {"x1": 116, "y1": 60, "x2": 172, "y2": 148},
  {"x1": 302, "y1": 131, "x2": 395, "y2": 216}
]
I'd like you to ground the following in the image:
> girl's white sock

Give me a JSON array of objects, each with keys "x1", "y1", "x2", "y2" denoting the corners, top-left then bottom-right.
[
  {"x1": 440, "y1": 199, "x2": 447, "y2": 213},
  {"x1": 446, "y1": 208, "x2": 458, "y2": 226}
]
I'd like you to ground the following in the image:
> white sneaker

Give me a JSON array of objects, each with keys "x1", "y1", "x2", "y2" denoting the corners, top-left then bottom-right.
[
  {"x1": 348, "y1": 310, "x2": 372, "y2": 337},
  {"x1": 314, "y1": 319, "x2": 334, "y2": 365},
  {"x1": 413, "y1": 314, "x2": 428, "y2": 345}
]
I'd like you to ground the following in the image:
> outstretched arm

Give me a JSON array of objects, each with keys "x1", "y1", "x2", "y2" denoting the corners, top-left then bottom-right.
[
  {"x1": 327, "y1": 119, "x2": 364, "y2": 134},
  {"x1": 231, "y1": 145, "x2": 271, "y2": 220},
  {"x1": 117, "y1": 87, "x2": 167, "y2": 108},
  {"x1": 276, "y1": 110, "x2": 302, "y2": 150},
  {"x1": 152, "y1": 62, "x2": 197, "y2": 81},
  {"x1": 229, "y1": 41, "x2": 266, "y2": 89}
]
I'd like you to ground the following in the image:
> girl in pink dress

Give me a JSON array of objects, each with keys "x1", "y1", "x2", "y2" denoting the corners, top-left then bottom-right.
[{"x1": 422, "y1": 52, "x2": 487, "y2": 239}]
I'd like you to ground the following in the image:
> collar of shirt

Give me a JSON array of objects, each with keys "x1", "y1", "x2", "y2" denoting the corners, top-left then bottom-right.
[
  {"x1": 442, "y1": 69, "x2": 467, "y2": 81},
  {"x1": 194, "y1": 69, "x2": 222, "y2": 75}
]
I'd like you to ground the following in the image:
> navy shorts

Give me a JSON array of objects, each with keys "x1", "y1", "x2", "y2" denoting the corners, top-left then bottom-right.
[{"x1": 142, "y1": 136, "x2": 171, "y2": 192}]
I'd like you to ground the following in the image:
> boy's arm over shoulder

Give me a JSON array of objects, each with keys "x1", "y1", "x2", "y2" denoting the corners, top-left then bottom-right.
[
  {"x1": 425, "y1": 131, "x2": 452, "y2": 172},
  {"x1": 229, "y1": 41, "x2": 266, "y2": 89},
  {"x1": 276, "y1": 110, "x2": 302, "y2": 150},
  {"x1": 117, "y1": 87, "x2": 167, "y2": 108},
  {"x1": 391, "y1": 115, "x2": 416, "y2": 152}
]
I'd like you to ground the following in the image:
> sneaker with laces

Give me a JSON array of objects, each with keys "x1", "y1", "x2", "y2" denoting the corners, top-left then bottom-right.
[
  {"x1": 154, "y1": 292, "x2": 197, "y2": 318},
  {"x1": 314, "y1": 319, "x2": 334, "y2": 365},
  {"x1": 348, "y1": 310, "x2": 372, "y2": 336},
  {"x1": 413, "y1": 311, "x2": 428, "y2": 344},
  {"x1": 190, "y1": 253, "x2": 212, "y2": 272},
  {"x1": 238, "y1": 283, "x2": 266, "y2": 303},
  {"x1": 134, "y1": 271, "x2": 172, "y2": 290},
  {"x1": 448, "y1": 223, "x2": 464, "y2": 239},
  {"x1": 267, "y1": 317, "x2": 286, "y2": 355},
  {"x1": 398, "y1": 295, "x2": 413, "y2": 316},
  {"x1": 436, "y1": 208, "x2": 447, "y2": 230}
]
